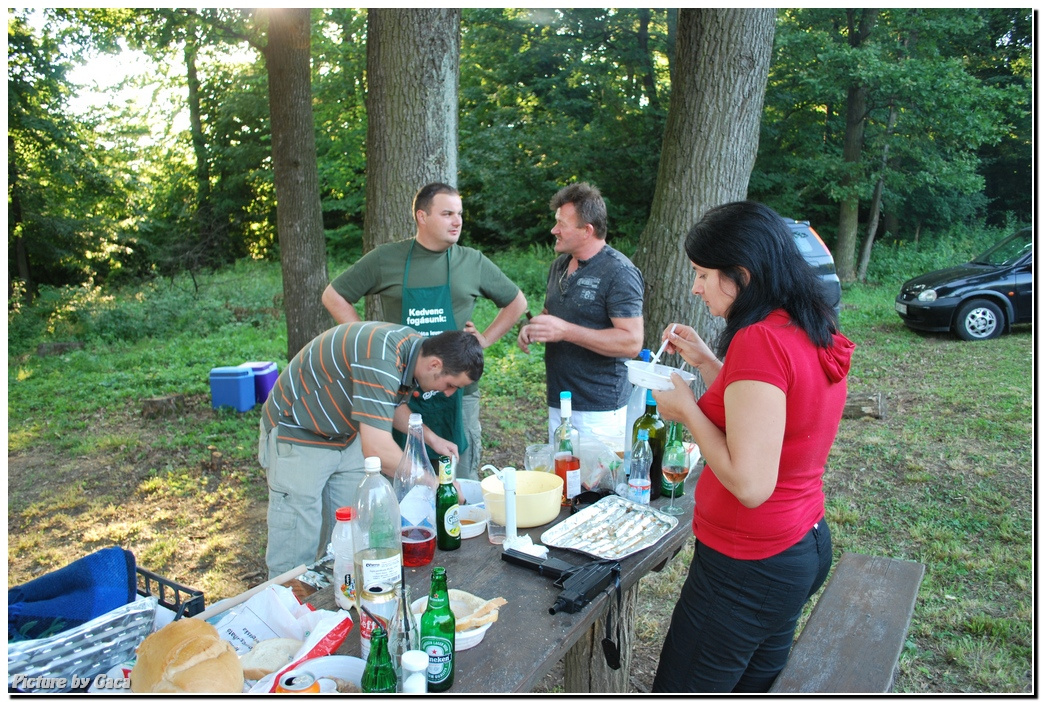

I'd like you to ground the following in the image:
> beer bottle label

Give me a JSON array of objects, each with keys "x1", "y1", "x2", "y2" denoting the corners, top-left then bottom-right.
[
  {"x1": 422, "y1": 635, "x2": 454, "y2": 685},
  {"x1": 444, "y1": 504, "x2": 461, "y2": 537}
]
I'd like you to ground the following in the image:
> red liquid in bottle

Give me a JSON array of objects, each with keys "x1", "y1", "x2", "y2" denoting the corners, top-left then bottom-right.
[
  {"x1": 554, "y1": 453, "x2": 580, "y2": 505},
  {"x1": 401, "y1": 526, "x2": 435, "y2": 567}
]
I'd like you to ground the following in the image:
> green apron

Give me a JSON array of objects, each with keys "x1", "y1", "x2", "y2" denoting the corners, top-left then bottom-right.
[{"x1": 393, "y1": 242, "x2": 467, "y2": 463}]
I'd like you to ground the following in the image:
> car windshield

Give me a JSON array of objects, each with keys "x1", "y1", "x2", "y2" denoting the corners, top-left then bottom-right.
[{"x1": 972, "y1": 230, "x2": 1032, "y2": 266}]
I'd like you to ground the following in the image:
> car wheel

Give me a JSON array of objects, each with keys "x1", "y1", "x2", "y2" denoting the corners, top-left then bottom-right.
[{"x1": 953, "y1": 299, "x2": 1005, "y2": 341}]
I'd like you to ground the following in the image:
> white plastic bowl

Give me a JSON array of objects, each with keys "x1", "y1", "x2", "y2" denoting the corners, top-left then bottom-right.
[
  {"x1": 457, "y1": 479, "x2": 484, "y2": 506},
  {"x1": 410, "y1": 595, "x2": 492, "y2": 651},
  {"x1": 625, "y1": 360, "x2": 697, "y2": 391},
  {"x1": 457, "y1": 505, "x2": 488, "y2": 539}
]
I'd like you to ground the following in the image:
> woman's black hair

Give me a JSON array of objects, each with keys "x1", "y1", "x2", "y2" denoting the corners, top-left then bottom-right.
[{"x1": 684, "y1": 200, "x2": 838, "y2": 356}]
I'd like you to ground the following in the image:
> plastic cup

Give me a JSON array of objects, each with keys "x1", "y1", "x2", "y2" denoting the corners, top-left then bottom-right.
[{"x1": 487, "y1": 517, "x2": 507, "y2": 544}]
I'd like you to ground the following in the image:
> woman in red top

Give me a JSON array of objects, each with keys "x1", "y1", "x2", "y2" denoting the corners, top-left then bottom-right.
[{"x1": 651, "y1": 201, "x2": 855, "y2": 693}]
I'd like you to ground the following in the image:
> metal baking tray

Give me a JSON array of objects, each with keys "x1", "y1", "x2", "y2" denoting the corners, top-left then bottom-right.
[{"x1": 540, "y1": 495, "x2": 679, "y2": 560}]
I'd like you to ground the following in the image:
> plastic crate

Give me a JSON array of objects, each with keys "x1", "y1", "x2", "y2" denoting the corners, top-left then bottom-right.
[{"x1": 135, "y1": 567, "x2": 205, "y2": 620}]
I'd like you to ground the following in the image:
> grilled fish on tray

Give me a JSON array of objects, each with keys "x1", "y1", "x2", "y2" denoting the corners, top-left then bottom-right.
[{"x1": 540, "y1": 496, "x2": 678, "y2": 560}]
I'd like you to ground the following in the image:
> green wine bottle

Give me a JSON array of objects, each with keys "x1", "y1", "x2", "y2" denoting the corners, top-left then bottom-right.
[{"x1": 632, "y1": 390, "x2": 666, "y2": 499}]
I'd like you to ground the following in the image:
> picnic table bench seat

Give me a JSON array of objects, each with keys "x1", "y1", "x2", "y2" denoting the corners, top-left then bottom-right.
[{"x1": 770, "y1": 551, "x2": 926, "y2": 694}]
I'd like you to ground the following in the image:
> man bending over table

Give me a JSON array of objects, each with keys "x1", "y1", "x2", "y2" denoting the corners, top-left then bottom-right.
[{"x1": 258, "y1": 323, "x2": 483, "y2": 579}]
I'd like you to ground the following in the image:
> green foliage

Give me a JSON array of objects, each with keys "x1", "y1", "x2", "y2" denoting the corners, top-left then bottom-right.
[
  {"x1": 458, "y1": 8, "x2": 670, "y2": 249},
  {"x1": 751, "y1": 8, "x2": 1029, "y2": 243}
]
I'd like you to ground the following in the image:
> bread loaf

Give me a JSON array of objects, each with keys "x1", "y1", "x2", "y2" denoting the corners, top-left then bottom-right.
[
  {"x1": 130, "y1": 618, "x2": 244, "y2": 693},
  {"x1": 239, "y1": 637, "x2": 303, "y2": 679}
]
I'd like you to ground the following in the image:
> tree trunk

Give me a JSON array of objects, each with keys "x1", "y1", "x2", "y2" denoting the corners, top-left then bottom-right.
[
  {"x1": 833, "y1": 9, "x2": 879, "y2": 283},
  {"x1": 633, "y1": 8, "x2": 775, "y2": 391},
  {"x1": 185, "y1": 37, "x2": 214, "y2": 268},
  {"x1": 263, "y1": 8, "x2": 329, "y2": 359},
  {"x1": 363, "y1": 8, "x2": 460, "y2": 322},
  {"x1": 857, "y1": 104, "x2": 898, "y2": 282}
]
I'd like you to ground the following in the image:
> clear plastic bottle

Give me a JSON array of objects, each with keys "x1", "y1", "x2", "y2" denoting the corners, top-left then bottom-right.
[
  {"x1": 553, "y1": 391, "x2": 581, "y2": 506},
  {"x1": 331, "y1": 506, "x2": 356, "y2": 611},
  {"x1": 628, "y1": 429, "x2": 652, "y2": 505},
  {"x1": 632, "y1": 390, "x2": 666, "y2": 499},
  {"x1": 395, "y1": 414, "x2": 437, "y2": 567},
  {"x1": 353, "y1": 456, "x2": 403, "y2": 658}
]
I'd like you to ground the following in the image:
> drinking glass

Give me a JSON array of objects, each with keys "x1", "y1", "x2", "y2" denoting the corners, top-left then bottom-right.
[
  {"x1": 524, "y1": 443, "x2": 553, "y2": 472},
  {"x1": 660, "y1": 442, "x2": 689, "y2": 516}
]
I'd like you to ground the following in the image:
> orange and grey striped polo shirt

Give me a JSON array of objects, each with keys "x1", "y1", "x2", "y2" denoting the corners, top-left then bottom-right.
[{"x1": 261, "y1": 322, "x2": 424, "y2": 449}]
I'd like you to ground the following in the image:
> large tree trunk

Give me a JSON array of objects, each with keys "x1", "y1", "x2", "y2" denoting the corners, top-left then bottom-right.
[
  {"x1": 633, "y1": 8, "x2": 775, "y2": 392},
  {"x1": 185, "y1": 37, "x2": 214, "y2": 269},
  {"x1": 833, "y1": 9, "x2": 879, "y2": 283},
  {"x1": 363, "y1": 8, "x2": 460, "y2": 322},
  {"x1": 263, "y1": 8, "x2": 329, "y2": 359}
]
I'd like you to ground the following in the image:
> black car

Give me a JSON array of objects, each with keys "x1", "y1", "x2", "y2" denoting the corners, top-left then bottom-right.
[
  {"x1": 894, "y1": 227, "x2": 1032, "y2": 340},
  {"x1": 783, "y1": 218, "x2": 842, "y2": 320}
]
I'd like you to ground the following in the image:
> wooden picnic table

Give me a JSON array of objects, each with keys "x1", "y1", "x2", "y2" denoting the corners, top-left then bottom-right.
[{"x1": 305, "y1": 489, "x2": 695, "y2": 693}]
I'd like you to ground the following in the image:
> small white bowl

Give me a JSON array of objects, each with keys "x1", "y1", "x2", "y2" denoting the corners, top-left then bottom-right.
[
  {"x1": 410, "y1": 597, "x2": 492, "y2": 651},
  {"x1": 625, "y1": 360, "x2": 697, "y2": 390},
  {"x1": 457, "y1": 479, "x2": 484, "y2": 506},
  {"x1": 457, "y1": 505, "x2": 488, "y2": 539}
]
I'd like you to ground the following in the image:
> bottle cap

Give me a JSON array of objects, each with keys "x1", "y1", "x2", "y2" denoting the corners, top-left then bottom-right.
[
  {"x1": 408, "y1": 412, "x2": 422, "y2": 425},
  {"x1": 637, "y1": 429, "x2": 649, "y2": 440},
  {"x1": 645, "y1": 389, "x2": 656, "y2": 405},
  {"x1": 560, "y1": 391, "x2": 572, "y2": 400},
  {"x1": 639, "y1": 348, "x2": 651, "y2": 362},
  {"x1": 335, "y1": 506, "x2": 354, "y2": 521},
  {"x1": 364, "y1": 456, "x2": 381, "y2": 472}
]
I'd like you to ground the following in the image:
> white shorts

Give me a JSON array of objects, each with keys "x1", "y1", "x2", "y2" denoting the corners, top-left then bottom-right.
[{"x1": 547, "y1": 405, "x2": 626, "y2": 455}]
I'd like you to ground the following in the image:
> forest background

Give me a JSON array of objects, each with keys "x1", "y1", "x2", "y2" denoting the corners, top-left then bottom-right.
[{"x1": 5, "y1": 7, "x2": 1035, "y2": 694}]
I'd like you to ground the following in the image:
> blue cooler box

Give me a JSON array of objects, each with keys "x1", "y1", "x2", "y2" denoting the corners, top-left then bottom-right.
[
  {"x1": 238, "y1": 361, "x2": 278, "y2": 403},
  {"x1": 209, "y1": 366, "x2": 255, "y2": 412}
]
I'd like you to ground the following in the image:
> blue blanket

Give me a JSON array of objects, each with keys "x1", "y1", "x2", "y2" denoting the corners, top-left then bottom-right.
[{"x1": 8, "y1": 546, "x2": 137, "y2": 641}]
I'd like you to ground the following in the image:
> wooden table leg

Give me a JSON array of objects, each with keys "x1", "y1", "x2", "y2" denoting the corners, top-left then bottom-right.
[{"x1": 563, "y1": 581, "x2": 641, "y2": 693}]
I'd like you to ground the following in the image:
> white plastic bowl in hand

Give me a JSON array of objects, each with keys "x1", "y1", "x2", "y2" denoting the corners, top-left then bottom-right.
[{"x1": 625, "y1": 360, "x2": 697, "y2": 390}]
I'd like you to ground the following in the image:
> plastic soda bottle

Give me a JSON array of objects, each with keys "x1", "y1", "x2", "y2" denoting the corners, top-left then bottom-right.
[
  {"x1": 436, "y1": 456, "x2": 461, "y2": 551},
  {"x1": 623, "y1": 348, "x2": 652, "y2": 475},
  {"x1": 353, "y1": 456, "x2": 403, "y2": 658},
  {"x1": 628, "y1": 429, "x2": 652, "y2": 505},
  {"x1": 421, "y1": 567, "x2": 455, "y2": 692},
  {"x1": 395, "y1": 414, "x2": 437, "y2": 567},
  {"x1": 331, "y1": 506, "x2": 356, "y2": 611},
  {"x1": 553, "y1": 391, "x2": 581, "y2": 506}
]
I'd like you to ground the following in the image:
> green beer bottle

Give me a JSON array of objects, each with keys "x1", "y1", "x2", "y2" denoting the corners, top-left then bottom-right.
[
  {"x1": 421, "y1": 567, "x2": 455, "y2": 692},
  {"x1": 361, "y1": 625, "x2": 397, "y2": 693},
  {"x1": 436, "y1": 456, "x2": 461, "y2": 551}
]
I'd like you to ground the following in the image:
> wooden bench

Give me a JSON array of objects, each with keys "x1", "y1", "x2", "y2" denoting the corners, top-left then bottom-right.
[{"x1": 770, "y1": 552, "x2": 926, "y2": 693}]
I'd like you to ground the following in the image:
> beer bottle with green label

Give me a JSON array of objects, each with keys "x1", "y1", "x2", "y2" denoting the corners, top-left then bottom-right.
[
  {"x1": 436, "y1": 456, "x2": 461, "y2": 551},
  {"x1": 421, "y1": 567, "x2": 455, "y2": 692}
]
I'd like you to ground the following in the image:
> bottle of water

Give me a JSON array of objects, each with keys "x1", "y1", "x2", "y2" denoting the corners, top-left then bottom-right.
[
  {"x1": 628, "y1": 429, "x2": 652, "y2": 505},
  {"x1": 331, "y1": 506, "x2": 356, "y2": 611},
  {"x1": 623, "y1": 349, "x2": 652, "y2": 476},
  {"x1": 394, "y1": 414, "x2": 437, "y2": 567}
]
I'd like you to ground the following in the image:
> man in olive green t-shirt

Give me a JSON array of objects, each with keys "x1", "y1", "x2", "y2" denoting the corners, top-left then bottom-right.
[{"x1": 322, "y1": 183, "x2": 527, "y2": 478}]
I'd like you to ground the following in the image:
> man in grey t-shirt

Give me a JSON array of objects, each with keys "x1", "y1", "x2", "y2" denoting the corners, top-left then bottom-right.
[{"x1": 518, "y1": 183, "x2": 644, "y2": 450}]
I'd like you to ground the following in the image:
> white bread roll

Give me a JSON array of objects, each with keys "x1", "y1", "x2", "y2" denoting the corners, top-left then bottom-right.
[
  {"x1": 130, "y1": 618, "x2": 244, "y2": 693},
  {"x1": 239, "y1": 637, "x2": 303, "y2": 680}
]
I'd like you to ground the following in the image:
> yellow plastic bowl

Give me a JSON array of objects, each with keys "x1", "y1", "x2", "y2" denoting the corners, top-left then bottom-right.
[{"x1": 480, "y1": 471, "x2": 563, "y2": 528}]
